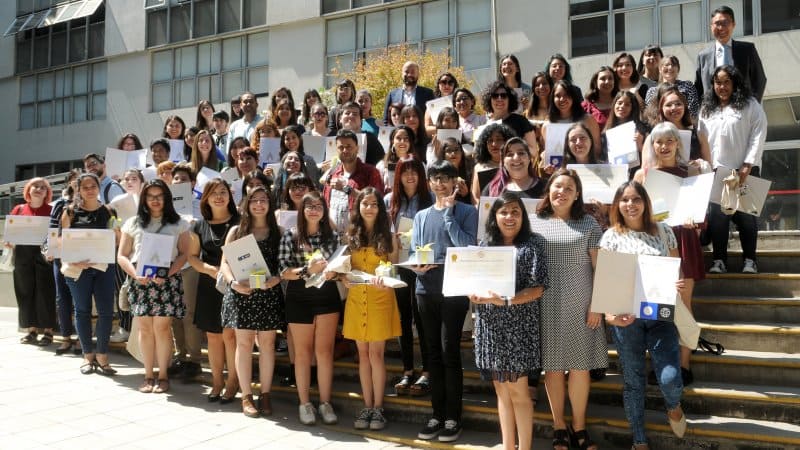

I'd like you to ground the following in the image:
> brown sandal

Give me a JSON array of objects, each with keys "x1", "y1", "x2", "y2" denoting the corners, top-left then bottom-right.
[
  {"x1": 139, "y1": 378, "x2": 155, "y2": 393},
  {"x1": 153, "y1": 379, "x2": 170, "y2": 394}
]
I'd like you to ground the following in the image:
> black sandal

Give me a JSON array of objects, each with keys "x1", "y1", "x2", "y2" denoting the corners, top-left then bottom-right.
[
  {"x1": 37, "y1": 332, "x2": 53, "y2": 347},
  {"x1": 552, "y1": 429, "x2": 569, "y2": 450},
  {"x1": 20, "y1": 331, "x2": 38, "y2": 344},
  {"x1": 695, "y1": 336, "x2": 725, "y2": 355},
  {"x1": 55, "y1": 339, "x2": 74, "y2": 355},
  {"x1": 569, "y1": 426, "x2": 597, "y2": 450},
  {"x1": 95, "y1": 363, "x2": 117, "y2": 376}
]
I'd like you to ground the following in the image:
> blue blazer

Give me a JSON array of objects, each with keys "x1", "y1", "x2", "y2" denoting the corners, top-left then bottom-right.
[{"x1": 382, "y1": 85, "x2": 436, "y2": 125}]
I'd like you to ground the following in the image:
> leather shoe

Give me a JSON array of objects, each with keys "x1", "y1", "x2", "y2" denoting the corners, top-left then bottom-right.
[
  {"x1": 242, "y1": 394, "x2": 259, "y2": 418},
  {"x1": 668, "y1": 407, "x2": 687, "y2": 438},
  {"x1": 258, "y1": 393, "x2": 272, "y2": 416}
]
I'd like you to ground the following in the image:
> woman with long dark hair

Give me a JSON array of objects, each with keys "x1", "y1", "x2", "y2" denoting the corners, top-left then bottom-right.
[
  {"x1": 545, "y1": 81, "x2": 602, "y2": 159},
  {"x1": 376, "y1": 125, "x2": 416, "y2": 192},
  {"x1": 400, "y1": 105, "x2": 429, "y2": 162},
  {"x1": 436, "y1": 137, "x2": 474, "y2": 205},
  {"x1": 299, "y1": 89, "x2": 322, "y2": 127},
  {"x1": 424, "y1": 72, "x2": 459, "y2": 137},
  {"x1": 470, "y1": 123, "x2": 516, "y2": 203},
  {"x1": 483, "y1": 138, "x2": 543, "y2": 199},
  {"x1": 196, "y1": 100, "x2": 215, "y2": 131},
  {"x1": 582, "y1": 66, "x2": 619, "y2": 130}
]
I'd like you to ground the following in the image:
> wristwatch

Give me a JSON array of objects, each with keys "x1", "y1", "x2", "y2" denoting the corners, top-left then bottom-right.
[
  {"x1": 502, "y1": 295, "x2": 512, "y2": 307},
  {"x1": 342, "y1": 185, "x2": 353, "y2": 196},
  {"x1": 298, "y1": 265, "x2": 310, "y2": 280}
]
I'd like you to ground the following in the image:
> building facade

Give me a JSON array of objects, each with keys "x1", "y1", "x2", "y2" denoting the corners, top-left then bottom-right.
[{"x1": 1, "y1": 0, "x2": 798, "y2": 226}]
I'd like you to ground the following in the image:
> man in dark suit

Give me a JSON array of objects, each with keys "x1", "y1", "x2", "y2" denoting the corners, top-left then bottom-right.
[
  {"x1": 382, "y1": 61, "x2": 436, "y2": 125},
  {"x1": 695, "y1": 5, "x2": 767, "y2": 102}
]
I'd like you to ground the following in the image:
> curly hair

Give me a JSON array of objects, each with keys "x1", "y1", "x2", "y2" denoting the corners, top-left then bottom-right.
[
  {"x1": 701, "y1": 65, "x2": 753, "y2": 117},
  {"x1": 474, "y1": 123, "x2": 515, "y2": 164},
  {"x1": 481, "y1": 80, "x2": 519, "y2": 114}
]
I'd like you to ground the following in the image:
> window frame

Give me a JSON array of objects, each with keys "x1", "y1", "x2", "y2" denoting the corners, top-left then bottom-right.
[{"x1": 145, "y1": 0, "x2": 267, "y2": 48}]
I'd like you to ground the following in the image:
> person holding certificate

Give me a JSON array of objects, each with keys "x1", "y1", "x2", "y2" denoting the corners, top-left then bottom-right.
[
  {"x1": 530, "y1": 169, "x2": 607, "y2": 450},
  {"x1": 452, "y1": 88, "x2": 486, "y2": 143},
  {"x1": 481, "y1": 81, "x2": 538, "y2": 153},
  {"x1": 189, "y1": 129, "x2": 223, "y2": 173},
  {"x1": 61, "y1": 174, "x2": 119, "y2": 376},
  {"x1": 10, "y1": 177, "x2": 56, "y2": 346},
  {"x1": 342, "y1": 187, "x2": 401, "y2": 431},
  {"x1": 482, "y1": 137, "x2": 544, "y2": 199},
  {"x1": 118, "y1": 179, "x2": 191, "y2": 393},
  {"x1": 648, "y1": 86, "x2": 711, "y2": 167},
  {"x1": 471, "y1": 192, "x2": 547, "y2": 450},
  {"x1": 219, "y1": 187, "x2": 285, "y2": 418},
  {"x1": 599, "y1": 181, "x2": 687, "y2": 447},
  {"x1": 544, "y1": 81, "x2": 601, "y2": 159},
  {"x1": 698, "y1": 65, "x2": 766, "y2": 275},
  {"x1": 188, "y1": 179, "x2": 241, "y2": 403},
  {"x1": 410, "y1": 160, "x2": 478, "y2": 443},
  {"x1": 384, "y1": 158, "x2": 433, "y2": 396},
  {"x1": 376, "y1": 125, "x2": 416, "y2": 193},
  {"x1": 424, "y1": 72, "x2": 459, "y2": 137},
  {"x1": 278, "y1": 191, "x2": 342, "y2": 426},
  {"x1": 635, "y1": 122, "x2": 708, "y2": 385},
  {"x1": 470, "y1": 123, "x2": 515, "y2": 204}
]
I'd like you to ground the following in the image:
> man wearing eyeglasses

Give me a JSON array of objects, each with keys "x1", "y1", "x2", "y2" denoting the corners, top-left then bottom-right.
[
  {"x1": 694, "y1": 5, "x2": 766, "y2": 101},
  {"x1": 83, "y1": 153, "x2": 124, "y2": 204},
  {"x1": 382, "y1": 61, "x2": 436, "y2": 125}
]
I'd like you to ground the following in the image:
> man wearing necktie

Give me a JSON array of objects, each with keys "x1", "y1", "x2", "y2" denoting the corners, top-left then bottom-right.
[{"x1": 694, "y1": 5, "x2": 767, "y2": 101}]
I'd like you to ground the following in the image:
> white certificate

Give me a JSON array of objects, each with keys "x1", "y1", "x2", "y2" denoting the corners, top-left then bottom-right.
[
  {"x1": 195, "y1": 166, "x2": 221, "y2": 197},
  {"x1": 644, "y1": 170, "x2": 714, "y2": 226},
  {"x1": 396, "y1": 216, "x2": 413, "y2": 262},
  {"x1": 44, "y1": 228, "x2": 60, "y2": 259},
  {"x1": 105, "y1": 148, "x2": 146, "y2": 179},
  {"x1": 3, "y1": 215, "x2": 50, "y2": 245},
  {"x1": 544, "y1": 122, "x2": 573, "y2": 163},
  {"x1": 377, "y1": 126, "x2": 395, "y2": 154},
  {"x1": 678, "y1": 129, "x2": 692, "y2": 163},
  {"x1": 277, "y1": 210, "x2": 297, "y2": 230},
  {"x1": 477, "y1": 196, "x2": 541, "y2": 242},
  {"x1": 302, "y1": 135, "x2": 327, "y2": 164},
  {"x1": 136, "y1": 232, "x2": 175, "y2": 277},
  {"x1": 142, "y1": 166, "x2": 158, "y2": 181},
  {"x1": 109, "y1": 193, "x2": 139, "y2": 222},
  {"x1": 567, "y1": 164, "x2": 629, "y2": 204},
  {"x1": 222, "y1": 233, "x2": 269, "y2": 281},
  {"x1": 170, "y1": 182, "x2": 193, "y2": 216},
  {"x1": 442, "y1": 246, "x2": 517, "y2": 298},
  {"x1": 324, "y1": 137, "x2": 338, "y2": 162},
  {"x1": 231, "y1": 179, "x2": 244, "y2": 206},
  {"x1": 590, "y1": 249, "x2": 680, "y2": 321},
  {"x1": 426, "y1": 95, "x2": 452, "y2": 125},
  {"x1": 472, "y1": 124, "x2": 488, "y2": 143},
  {"x1": 60, "y1": 229, "x2": 116, "y2": 263},
  {"x1": 168, "y1": 139, "x2": 185, "y2": 162},
  {"x1": 709, "y1": 169, "x2": 771, "y2": 216},
  {"x1": 605, "y1": 121, "x2": 640, "y2": 167},
  {"x1": 436, "y1": 129, "x2": 462, "y2": 143},
  {"x1": 259, "y1": 138, "x2": 281, "y2": 166},
  {"x1": 220, "y1": 168, "x2": 240, "y2": 184}
]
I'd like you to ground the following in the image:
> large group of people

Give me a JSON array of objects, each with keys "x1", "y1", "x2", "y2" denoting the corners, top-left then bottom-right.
[{"x1": 6, "y1": 5, "x2": 769, "y2": 450}]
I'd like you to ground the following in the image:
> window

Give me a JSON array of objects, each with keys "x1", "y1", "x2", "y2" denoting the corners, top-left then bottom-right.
[
  {"x1": 568, "y1": 0, "x2": 760, "y2": 57},
  {"x1": 146, "y1": 0, "x2": 266, "y2": 47},
  {"x1": 18, "y1": 60, "x2": 107, "y2": 129},
  {"x1": 761, "y1": 0, "x2": 800, "y2": 33},
  {"x1": 150, "y1": 32, "x2": 268, "y2": 111},
  {"x1": 14, "y1": 2, "x2": 104, "y2": 73},
  {"x1": 325, "y1": 0, "x2": 492, "y2": 86}
]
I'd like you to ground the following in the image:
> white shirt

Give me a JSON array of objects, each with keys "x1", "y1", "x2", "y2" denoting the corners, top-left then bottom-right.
[
  {"x1": 403, "y1": 88, "x2": 417, "y2": 106},
  {"x1": 698, "y1": 98, "x2": 767, "y2": 169},
  {"x1": 715, "y1": 41, "x2": 733, "y2": 68},
  {"x1": 225, "y1": 114, "x2": 263, "y2": 155}
]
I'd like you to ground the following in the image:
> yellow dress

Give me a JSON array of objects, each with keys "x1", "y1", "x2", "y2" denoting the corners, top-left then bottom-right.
[{"x1": 342, "y1": 247, "x2": 402, "y2": 342}]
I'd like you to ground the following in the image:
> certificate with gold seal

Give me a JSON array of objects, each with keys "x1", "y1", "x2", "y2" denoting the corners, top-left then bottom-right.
[
  {"x1": 3, "y1": 215, "x2": 50, "y2": 246},
  {"x1": 442, "y1": 246, "x2": 517, "y2": 298}
]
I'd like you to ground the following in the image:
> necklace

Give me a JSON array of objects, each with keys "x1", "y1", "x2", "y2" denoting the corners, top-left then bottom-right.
[{"x1": 209, "y1": 220, "x2": 231, "y2": 247}]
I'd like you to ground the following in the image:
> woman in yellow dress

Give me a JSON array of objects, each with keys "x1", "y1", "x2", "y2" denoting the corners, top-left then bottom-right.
[{"x1": 342, "y1": 187, "x2": 401, "y2": 431}]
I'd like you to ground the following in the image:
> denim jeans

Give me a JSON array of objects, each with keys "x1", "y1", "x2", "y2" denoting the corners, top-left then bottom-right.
[
  {"x1": 53, "y1": 259, "x2": 75, "y2": 337},
  {"x1": 708, "y1": 166, "x2": 760, "y2": 263},
  {"x1": 611, "y1": 319, "x2": 683, "y2": 445},
  {"x1": 416, "y1": 293, "x2": 469, "y2": 422},
  {"x1": 66, "y1": 266, "x2": 116, "y2": 355}
]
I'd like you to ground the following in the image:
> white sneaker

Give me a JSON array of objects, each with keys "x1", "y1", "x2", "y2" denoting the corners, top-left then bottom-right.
[
  {"x1": 318, "y1": 401, "x2": 338, "y2": 425},
  {"x1": 709, "y1": 259, "x2": 727, "y2": 274},
  {"x1": 742, "y1": 258, "x2": 758, "y2": 274},
  {"x1": 109, "y1": 328, "x2": 130, "y2": 343},
  {"x1": 298, "y1": 402, "x2": 316, "y2": 425}
]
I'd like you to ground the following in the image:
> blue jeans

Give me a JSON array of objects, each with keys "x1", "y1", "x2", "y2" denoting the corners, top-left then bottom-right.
[
  {"x1": 53, "y1": 259, "x2": 75, "y2": 337},
  {"x1": 611, "y1": 319, "x2": 683, "y2": 445},
  {"x1": 66, "y1": 266, "x2": 116, "y2": 355}
]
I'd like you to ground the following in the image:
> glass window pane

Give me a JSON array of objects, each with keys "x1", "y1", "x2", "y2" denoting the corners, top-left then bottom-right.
[
  {"x1": 613, "y1": 0, "x2": 653, "y2": 8},
  {"x1": 247, "y1": 67, "x2": 269, "y2": 95},
  {"x1": 247, "y1": 32, "x2": 269, "y2": 66},
  {"x1": 570, "y1": 0, "x2": 609, "y2": 15},
  {"x1": 458, "y1": 32, "x2": 490, "y2": 70},
  {"x1": 53, "y1": 99, "x2": 63, "y2": 125},
  {"x1": 54, "y1": 70, "x2": 65, "y2": 98},
  {"x1": 194, "y1": 0, "x2": 214, "y2": 38},
  {"x1": 243, "y1": 0, "x2": 267, "y2": 28},
  {"x1": 152, "y1": 49, "x2": 173, "y2": 81},
  {"x1": 152, "y1": 83, "x2": 172, "y2": 111},
  {"x1": 51, "y1": 26, "x2": 67, "y2": 66},
  {"x1": 198, "y1": 74, "x2": 221, "y2": 103},
  {"x1": 37, "y1": 72, "x2": 54, "y2": 100},
  {"x1": 359, "y1": 11, "x2": 387, "y2": 50},
  {"x1": 146, "y1": 9, "x2": 167, "y2": 47},
  {"x1": 68, "y1": 25, "x2": 86, "y2": 62},
  {"x1": 62, "y1": 97, "x2": 71, "y2": 123},
  {"x1": 20, "y1": 76, "x2": 36, "y2": 104},
  {"x1": 222, "y1": 71, "x2": 243, "y2": 101},
  {"x1": 218, "y1": 0, "x2": 241, "y2": 33},
  {"x1": 406, "y1": 5, "x2": 421, "y2": 42},
  {"x1": 72, "y1": 65, "x2": 88, "y2": 94},
  {"x1": 457, "y1": 0, "x2": 490, "y2": 33},
  {"x1": 169, "y1": 4, "x2": 190, "y2": 43},
  {"x1": 176, "y1": 45, "x2": 197, "y2": 78},
  {"x1": 73, "y1": 95, "x2": 87, "y2": 122},
  {"x1": 92, "y1": 62, "x2": 106, "y2": 91},
  {"x1": 88, "y1": 21, "x2": 103, "y2": 58},
  {"x1": 20, "y1": 104, "x2": 35, "y2": 130},
  {"x1": 423, "y1": 39, "x2": 451, "y2": 62},
  {"x1": 710, "y1": 0, "x2": 751, "y2": 36},
  {"x1": 176, "y1": 79, "x2": 195, "y2": 108},
  {"x1": 422, "y1": 0, "x2": 449, "y2": 40},
  {"x1": 198, "y1": 41, "x2": 221, "y2": 74},
  {"x1": 388, "y1": 7, "x2": 405, "y2": 44},
  {"x1": 16, "y1": 38, "x2": 32, "y2": 73},
  {"x1": 661, "y1": 3, "x2": 702, "y2": 46},
  {"x1": 571, "y1": 15, "x2": 608, "y2": 57},
  {"x1": 33, "y1": 31, "x2": 49, "y2": 70},
  {"x1": 762, "y1": 0, "x2": 800, "y2": 33},
  {"x1": 222, "y1": 37, "x2": 243, "y2": 70},
  {"x1": 614, "y1": 9, "x2": 652, "y2": 52},
  {"x1": 92, "y1": 92, "x2": 106, "y2": 120},
  {"x1": 322, "y1": 0, "x2": 349, "y2": 14},
  {"x1": 17, "y1": 0, "x2": 35, "y2": 17},
  {"x1": 327, "y1": 17, "x2": 356, "y2": 54},
  {"x1": 38, "y1": 101, "x2": 52, "y2": 128},
  {"x1": 354, "y1": 0, "x2": 380, "y2": 7}
]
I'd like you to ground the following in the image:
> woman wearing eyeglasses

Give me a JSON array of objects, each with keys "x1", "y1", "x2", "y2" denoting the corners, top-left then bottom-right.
[
  {"x1": 481, "y1": 81, "x2": 539, "y2": 156},
  {"x1": 424, "y1": 72, "x2": 460, "y2": 137},
  {"x1": 451, "y1": 88, "x2": 486, "y2": 143}
]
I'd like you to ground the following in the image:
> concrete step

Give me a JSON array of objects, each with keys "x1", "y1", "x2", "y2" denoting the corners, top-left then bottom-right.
[
  {"x1": 724, "y1": 231, "x2": 800, "y2": 251},
  {"x1": 694, "y1": 273, "x2": 800, "y2": 297},
  {"x1": 696, "y1": 321, "x2": 800, "y2": 353},
  {"x1": 693, "y1": 296, "x2": 800, "y2": 323},
  {"x1": 703, "y1": 250, "x2": 800, "y2": 273}
]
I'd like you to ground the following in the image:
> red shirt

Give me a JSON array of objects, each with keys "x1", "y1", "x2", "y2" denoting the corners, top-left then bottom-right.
[
  {"x1": 11, "y1": 202, "x2": 52, "y2": 217},
  {"x1": 323, "y1": 160, "x2": 385, "y2": 209}
]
